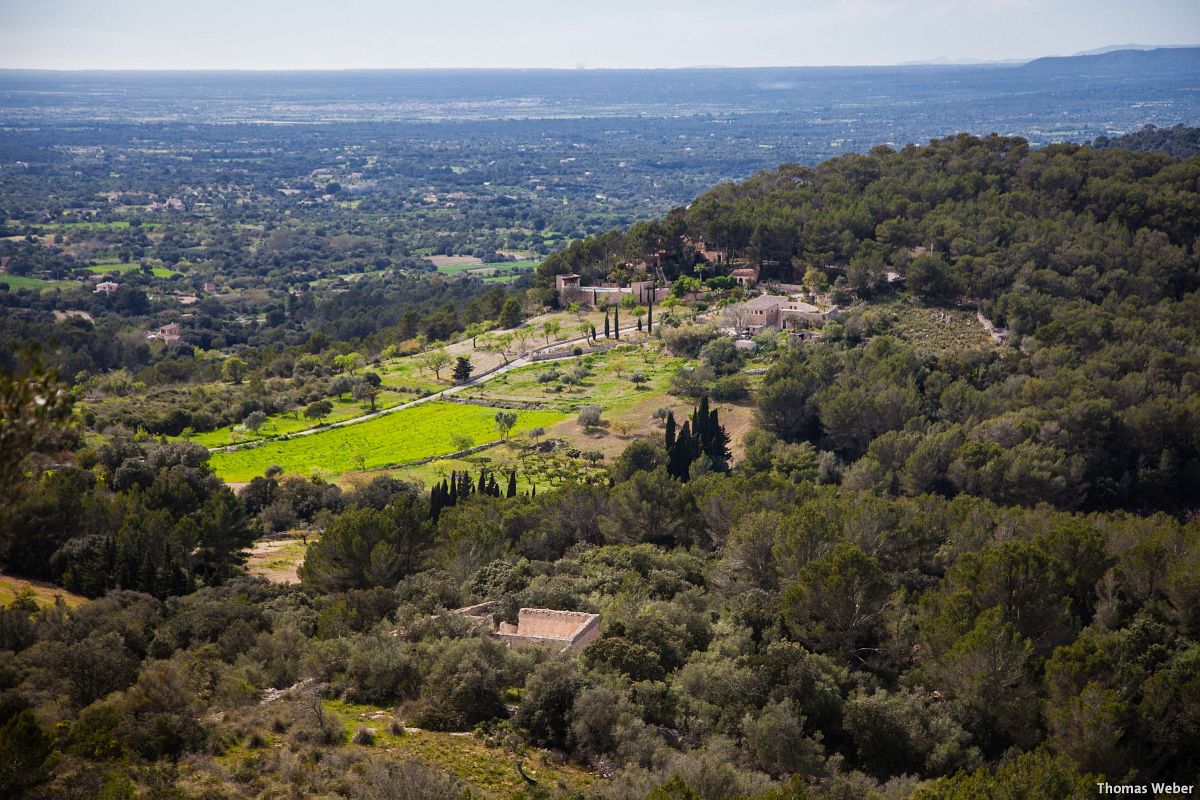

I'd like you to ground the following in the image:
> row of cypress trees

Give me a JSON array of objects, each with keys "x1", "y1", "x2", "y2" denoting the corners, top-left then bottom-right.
[
  {"x1": 429, "y1": 468, "x2": 518, "y2": 521},
  {"x1": 665, "y1": 395, "x2": 731, "y2": 479}
]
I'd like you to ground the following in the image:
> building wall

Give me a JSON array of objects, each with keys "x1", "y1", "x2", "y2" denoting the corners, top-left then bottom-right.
[{"x1": 561, "y1": 283, "x2": 668, "y2": 308}]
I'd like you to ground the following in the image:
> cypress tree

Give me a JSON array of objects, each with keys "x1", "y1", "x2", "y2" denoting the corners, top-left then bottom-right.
[
  {"x1": 604, "y1": 312, "x2": 610, "y2": 338},
  {"x1": 613, "y1": 305, "x2": 620, "y2": 339},
  {"x1": 647, "y1": 298, "x2": 653, "y2": 333},
  {"x1": 673, "y1": 420, "x2": 693, "y2": 479},
  {"x1": 665, "y1": 411, "x2": 677, "y2": 452},
  {"x1": 478, "y1": 468, "x2": 487, "y2": 495},
  {"x1": 694, "y1": 396, "x2": 713, "y2": 459},
  {"x1": 507, "y1": 470, "x2": 517, "y2": 498},
  {"x1": 705, "y1": 408, "x2": 731, "y2": 472}
]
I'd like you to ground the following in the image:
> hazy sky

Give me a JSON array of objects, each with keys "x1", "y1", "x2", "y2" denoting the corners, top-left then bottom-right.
[{"x1": 1, "y1": 0, "x2": 1197, "y2": 70}]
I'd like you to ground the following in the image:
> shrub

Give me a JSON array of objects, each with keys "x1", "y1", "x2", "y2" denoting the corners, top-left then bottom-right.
[{"x1": 711, "y1": 375, "x2": 750, "y2": 401}]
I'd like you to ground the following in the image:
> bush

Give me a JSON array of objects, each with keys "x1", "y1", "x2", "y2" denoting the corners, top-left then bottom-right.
[
  {"x1": 661, "y1": 324, "x2": 719, "y2": 357},
  {"x1": 711, "y1": 375, "x2": 750, "y2": 401}
]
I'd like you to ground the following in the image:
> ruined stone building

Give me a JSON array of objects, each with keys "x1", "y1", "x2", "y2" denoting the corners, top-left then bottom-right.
[{"x1": 454, "y1": 602, "x2": 601, "y2": 653}]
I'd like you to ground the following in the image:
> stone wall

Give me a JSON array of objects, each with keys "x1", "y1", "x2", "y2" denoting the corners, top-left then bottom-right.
[
  {"x1": 494, "y1": 608, "x2": 601, "y2": 652},
  {"x1": 516, "y1": 608, "x2": 593, "y2": 639}
]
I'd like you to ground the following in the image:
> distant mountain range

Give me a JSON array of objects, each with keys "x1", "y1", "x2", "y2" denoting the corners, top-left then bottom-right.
[
  {"x1": 1021, "y1": 46, "x2": 1200, "y2": 74},
  {"x1": 901, "y1": 44, "x2": 1199, "y2": 69},
  {"x1": 1071, "y1": 43, "x2": 1198, "y2": 56}
]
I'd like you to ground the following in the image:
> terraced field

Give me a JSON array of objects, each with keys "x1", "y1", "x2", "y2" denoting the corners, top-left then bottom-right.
[{"x1": 209, "y1": 400, "x2": 564, "y2": 482}]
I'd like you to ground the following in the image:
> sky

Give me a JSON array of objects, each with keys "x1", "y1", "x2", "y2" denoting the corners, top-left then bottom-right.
[{"x1": 1, "y1": 0, "x2": 1197, "y2": 70}]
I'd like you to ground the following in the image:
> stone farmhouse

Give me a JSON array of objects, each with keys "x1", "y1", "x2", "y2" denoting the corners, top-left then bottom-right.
[
  {"x1": 741, "y1": 293, "x2": 841, "y2": 333},
  {"x1": 147, "y1": 322, "x2": 182, "y2": 346}
]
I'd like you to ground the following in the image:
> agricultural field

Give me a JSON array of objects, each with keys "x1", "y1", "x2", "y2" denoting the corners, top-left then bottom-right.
[
  {"x1": 30, "y1": 220, "x2": 134, "y2": 231},
  {"x1": 373, "y1": 356, "x2": 453, "y2": 395},
  {"x1": 208, "y1": 400, "x2": 565, "y2": 482},
  {"x1": 436, "y1": 258, "x2": 538, "y2": 275},
  {"x1": 0, "y1": 273, "x2": 80, "y2": 290},
  {"x1": 86, "y1": 261, "x2": 182, "y2": 278},
  {"x1": 463, "y1": 342, "x2": 684, "y2": 417},
  {"x1": 186, "y1": 387, "x2": 417, "y2": 448}
]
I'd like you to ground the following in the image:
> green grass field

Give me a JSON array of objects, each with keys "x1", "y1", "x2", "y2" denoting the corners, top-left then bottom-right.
[
  {"x1": 208, "y1": 401, "x2": 564, "y2": 482},
  {"x1": 436, "y1": 259, "x2": 539, "y2": 277},
  {"x1": 35, "y1": 220, "x2": 131, "y2": 231},
  {"x1": 186, "y1": 389, "x2": 414, "y2": 447},
  {"x1": 374, "y1": 357, "x2": 450, "y2": 394},
  {"x1": 0, "y1": 274, "x2": 79, "y2": 290},
  {"x1": 86, "y1": 262, "x2": 182, "y2": 278}
]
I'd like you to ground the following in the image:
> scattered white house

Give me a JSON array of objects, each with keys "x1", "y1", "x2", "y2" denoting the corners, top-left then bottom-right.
[{"x1": 94, "y1": 281, "x2": 118, "y2": 294}]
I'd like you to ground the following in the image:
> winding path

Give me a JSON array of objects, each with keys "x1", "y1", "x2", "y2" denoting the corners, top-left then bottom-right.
[{"x1": 209, "y1": 323, "x2": 647, "y2": 454}]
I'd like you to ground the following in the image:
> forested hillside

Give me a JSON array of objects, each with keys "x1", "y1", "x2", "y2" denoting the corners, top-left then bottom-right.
[
  {"x1": 542, "y1": 134, "x2": 1200, "y2": 514},
  {"x1": 1, "y1": 135, "x2": 1198, "y2": 799}
]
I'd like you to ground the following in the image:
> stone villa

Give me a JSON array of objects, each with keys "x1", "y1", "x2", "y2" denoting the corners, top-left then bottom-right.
[{"x1": 742, "y1": 292, "x2": 841, "y2": 333}]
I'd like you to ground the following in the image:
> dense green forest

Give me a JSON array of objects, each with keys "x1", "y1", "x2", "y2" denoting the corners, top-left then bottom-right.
[
  {"x1": 1, "y1": 134, "x2": 1198, "y2": 799},
  {"x1": 1093, "y1": 123, "x2": 1200, "y2": 159}
]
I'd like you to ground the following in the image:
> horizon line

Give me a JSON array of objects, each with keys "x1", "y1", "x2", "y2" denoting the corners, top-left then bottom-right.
[{"x1": 1, "y1": 44, "x2": 1196, "y2": 74}]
